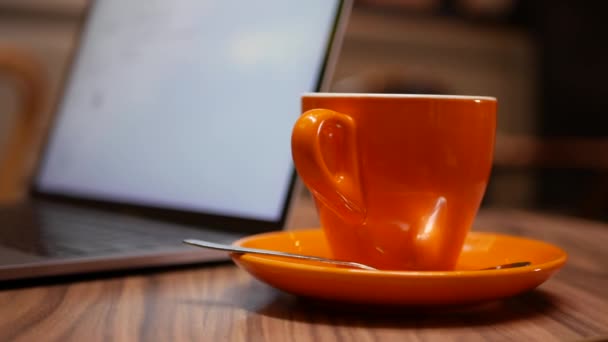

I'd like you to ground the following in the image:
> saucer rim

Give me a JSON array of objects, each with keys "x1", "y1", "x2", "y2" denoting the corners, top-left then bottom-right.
[{"x1": 231, "y1": 229, "x2": 568, "y2": 278}]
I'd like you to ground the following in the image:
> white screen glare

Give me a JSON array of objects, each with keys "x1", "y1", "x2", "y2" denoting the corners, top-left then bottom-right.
[{"x1": 36, "y1": 0, "x2": 340, "y2": 221}]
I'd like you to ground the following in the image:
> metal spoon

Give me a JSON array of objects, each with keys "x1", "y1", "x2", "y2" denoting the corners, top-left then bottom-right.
[
  {"x1": 479, "y1": 261, "x2": 531, "y2": 270},
  {"x1": 183, "y1": 239, "x2": 530, "y2": 271},
  {"x1": 183, "y1": 239, "x2": 377, "y2": 270}
]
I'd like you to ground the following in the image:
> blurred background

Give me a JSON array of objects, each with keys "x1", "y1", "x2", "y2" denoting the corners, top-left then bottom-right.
[{"x1": 1, "y1": 0, "x2": 607, "y2": 221}]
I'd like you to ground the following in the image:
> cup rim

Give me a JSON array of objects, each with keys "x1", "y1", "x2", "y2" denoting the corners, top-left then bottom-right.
[{"x1": 302, "y1": 92, "x2": 496, "y2": 101}]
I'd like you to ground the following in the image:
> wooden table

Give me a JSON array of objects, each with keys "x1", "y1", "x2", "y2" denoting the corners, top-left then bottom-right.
[{"x1": 1, "y1": 198, "x2": 607, "y2": 341}]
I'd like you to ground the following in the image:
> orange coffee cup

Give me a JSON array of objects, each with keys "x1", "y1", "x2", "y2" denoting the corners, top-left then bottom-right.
[{"x1": 291, "y1": 93, "x2": 496, "y2": 270}]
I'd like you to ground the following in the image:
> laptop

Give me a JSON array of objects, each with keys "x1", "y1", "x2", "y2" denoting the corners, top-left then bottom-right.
[{"x1": 0, "y1": 0, "x2": 351, "y2": 281}]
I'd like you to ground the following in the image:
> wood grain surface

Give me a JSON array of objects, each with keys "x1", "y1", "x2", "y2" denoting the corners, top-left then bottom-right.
[{"x1": 1, "y1": 197, "x2": 607, "y2": 341}]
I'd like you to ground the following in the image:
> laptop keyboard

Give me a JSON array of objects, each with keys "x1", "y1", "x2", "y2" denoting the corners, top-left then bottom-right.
[{"x1": 1, "y1": 202, "x2": 244, "y2": 258}]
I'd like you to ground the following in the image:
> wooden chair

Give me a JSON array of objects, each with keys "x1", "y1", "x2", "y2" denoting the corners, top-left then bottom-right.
[
  {"x1": 494, "y1": 135, "x2": 608, "y2": 170},
  {"x1": 0, "y1": 45, "x2": 47, "y2": 203},
  {"x1": 494, "y1": 134, "x2": 608, "y2": 218}
]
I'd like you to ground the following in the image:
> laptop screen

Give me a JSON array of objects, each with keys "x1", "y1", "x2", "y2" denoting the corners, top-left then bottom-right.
[{"x1": 36, "y1": 0, "x2": 342, "y2": 222}]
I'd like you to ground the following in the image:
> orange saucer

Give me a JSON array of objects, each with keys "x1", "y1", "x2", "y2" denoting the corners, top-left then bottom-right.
[{"x1": 231, "y1": 229, "x2": 567, "y2": 305}]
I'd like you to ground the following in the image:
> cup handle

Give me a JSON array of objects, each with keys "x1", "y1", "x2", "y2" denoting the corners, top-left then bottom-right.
[
  {"x1": 0, "y1": 47, "x2": 46, "y2": 202},
  {"x1": 291, "y1": 108, "x2": 366, "y2": 223}
]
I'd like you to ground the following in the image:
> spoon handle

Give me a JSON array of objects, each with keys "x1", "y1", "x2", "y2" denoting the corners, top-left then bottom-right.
[{"x1": 183, "y1": 239, "x2": 377, "y2": 270}]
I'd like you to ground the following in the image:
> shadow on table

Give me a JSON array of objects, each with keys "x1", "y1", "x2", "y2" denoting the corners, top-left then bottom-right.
[{"x1": 223, "y1": 281, "x2": 561, "y2": 329}]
